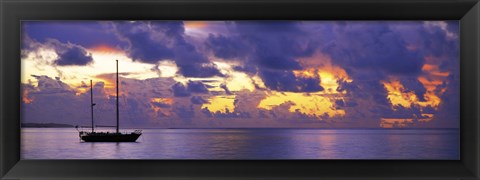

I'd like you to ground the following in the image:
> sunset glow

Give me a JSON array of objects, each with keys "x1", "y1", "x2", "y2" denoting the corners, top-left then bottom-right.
[
  {"x1": 21, "y1": 21, "x2": 459, "y2": 129},
  {"x1": 202, "y1": 95, "x2": 236, "y2": 113},
  {"x1": 257, "y1": 91, "x2": 345, "y2": 118}
]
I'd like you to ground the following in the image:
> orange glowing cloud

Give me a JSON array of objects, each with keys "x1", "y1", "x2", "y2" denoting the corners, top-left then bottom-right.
[
  {"x1": 380, "y1": 118, "x2": 414, "y2": 128},
  {"x1": 257, "y1": 91, "x2": 345, "y2": 118},
  {"x1": 184, "y1": 21, "x2": 208, "y2": 29},
  {"x1": 421, "y1": 64, "x2": 436, "y2": 72},
  {"x1": 415, "y1": 57, "x2": 450, "y2": 108},
  {"x1": 421, "y1": 63, "x2": 449, "y2": 77},
  {"x1": 150, "y1": 97, "x2": 173, "y2": 117},
  {"x1": 90, "y1": 45, "x2": 122, "y2": 54},
  {"x1": 22, "y1": 89, "x2": 34, "y2": 104},
  {"x1": 201, "y1": 95, "x2": 236, "y2": 113},
  {"x1": 94, "y1": 78, "x2": 116, "y2": 97},
  {"x1": 380, "y1": 56, "x2": 450, "y2": 128},
  {"x1": 380, "y1": 113, "x2": 435, "y2": 128},
  {"x1": 382, "y1": 79, "x2": 441, "y2": 109},
  {"x1": 75, "y1": 87, "x2": 89, "y2": 96},
  {"x1": 417, "y1": 76, "x2": 444, "y2": 93},
  {"x1": 382, "y1": 80, "x2": 416, "y2": 108},
  {"x1": 151, "y1": 97, "x2": 173, "y2": 105},
  {"x1": 292, "y1": 66, "x2": 351, "y2": 94},
  {"x1": 94, "y1": 74, "x2": 130, "y2": 97},
  {"x1": 293, "y1": 68, "x2": 318, "y2": 79},
  {"x1": 295, "y1": 51, "x2": 352, "y2": 94},
  {"x1": 319, "y1": 69, "x2": 350, "y2": 94},
  {"x1": 261, "y1": 52, "x2": 351, "y2": 118}
]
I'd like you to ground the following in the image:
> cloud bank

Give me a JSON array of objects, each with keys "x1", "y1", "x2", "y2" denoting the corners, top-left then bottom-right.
[{"x1": 21, "y1": 21, "x2": 459, "y2": 128}]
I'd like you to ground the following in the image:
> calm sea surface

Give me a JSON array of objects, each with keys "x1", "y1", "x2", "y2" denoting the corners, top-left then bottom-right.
[{"x1": 21, "y1": 128, "x2": 459, "y2": 159}]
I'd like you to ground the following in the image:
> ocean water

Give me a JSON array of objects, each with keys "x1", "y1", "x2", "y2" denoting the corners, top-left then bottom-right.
[{"x1": 21, "y1": 128, "x2": 459, "y2": 159}]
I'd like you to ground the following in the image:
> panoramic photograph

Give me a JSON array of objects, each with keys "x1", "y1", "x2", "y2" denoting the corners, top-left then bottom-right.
[{"x1": 20, "y1": 21, "x2": 459, "y2": 159}]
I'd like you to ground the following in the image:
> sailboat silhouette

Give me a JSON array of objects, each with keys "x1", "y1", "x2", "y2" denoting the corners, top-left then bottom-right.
[{"x1": 77, "y1": 60, "x2": 142, "y2": 142}]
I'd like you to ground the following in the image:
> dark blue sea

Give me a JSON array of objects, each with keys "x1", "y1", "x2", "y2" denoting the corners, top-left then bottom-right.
[{"x1": 21, "y1": 128, "x2": 459, "y2": 159}]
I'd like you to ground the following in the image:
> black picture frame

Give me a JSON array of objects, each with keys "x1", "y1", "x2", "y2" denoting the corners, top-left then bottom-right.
[{"x1": 1, "y1": 0, "x2": 479, "y2": 179}]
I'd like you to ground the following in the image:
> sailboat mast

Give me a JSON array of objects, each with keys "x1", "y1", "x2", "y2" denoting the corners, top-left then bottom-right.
[
  {"x1": 116, "y1": 60, "x2": 119, "y2": 134},
  {"x1": 90, "y1": 80, "x2": 94, "y2": 133}
]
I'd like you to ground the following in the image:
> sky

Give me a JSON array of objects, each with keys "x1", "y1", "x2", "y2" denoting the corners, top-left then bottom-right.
[{"x1": 20, "y1": 21, "x2": 460, "y2": 128}]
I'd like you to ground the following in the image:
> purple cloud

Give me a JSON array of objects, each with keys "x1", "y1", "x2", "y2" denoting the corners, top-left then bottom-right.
[
  {"x1": 171, "y1": 82, "x2": 190, "y2": 97},
  {"x1": 23, "y1": 21, "x2": 124, "y2": 48},
  {"x1": 54, "y1": 45, "x2": 93, "y2": 66},
  {"x1": 191, "y1": 96, "x2": 208, "y2": 104},
  {"x1": 113, "y1": 21, "x2": 223, "y2": 78},
  {"x1": 187, "y1": 80, "x2": 209, "y2": 93},
  {"x1": 322, "y1": 22, "x2": 424, "y2": 76},
  {"x1": 23, "y1": 37, "x2": 93, "y2": 66},
  {"x1": 21, "y1": 21, "x2": 460, "y2": 128},
  {"x1": 259, "y1": 69, "x2": 324, "y2": 92}
]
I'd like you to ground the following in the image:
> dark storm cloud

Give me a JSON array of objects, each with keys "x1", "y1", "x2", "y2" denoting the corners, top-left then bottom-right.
[
  {"x1": 178, "y1": 63, "x2": 223, "y2": 78},
  {"x1": 23, "y1": 21, "x2": 124, "y2": 48},
  {"x1": 259, "y1": 69, "x2": 324, "y2": 92},
  {"x1": 22, "y1": 37, "x2": 93, "y2": 66},
  {"x1": 420, "y1": 23, "x2": 459, "y2": 59},
  {"x1": 187, "y1": 80, "x2": 209, "y2": 93},
  {"x1": 335, "y1": 100, "x2": 345, "y2": 107},
  {"x1": 232, "y1": 65, "x2": 257, "y2": 74},
  {"x1": 114, "y1": 21, "x2": 176, "y2": 63},
  {"x1": 389, "y1": 21, "x2": 459, "y2": 72},
  {"x1": 255, "y1": 55, "x2": 302, "y2": 70},
  {"x1": 337, "y1": 78, "x2": 395, "y2": 124},
  {"x1": 171, "y1": 82, "x2": 191, "y2": 97},
  {"x1": 420, "y1": 22, "x2": 459, "y2": 73},
  {"x1": 206, "y1": 34, "x2": 250, "y2": 59},
  {"x1": 206, "y1": 21, "x2": 320, "y2": 92},
  {"x1": 399, "y1": 78, "x2": 427, "y2": 101},
  {"x1": 113, "y1": 21, "x2": 223, "y2": 78},
  {"x1": 191, "y1": 96, "x2": 208, "y2": 104},
  {"x1": 232, "y1": 21, "x2": 314, "y2": 70},
  {"x1": 124, "y1": 31, "x2": 174, "y2": 63},
  {"x1": 322, "y1": 22, "x2": 424, "y2": 77},
  {"x1": 171, "y1": 81, "x2": 211, "y2": 97},
  {"x1": 54, "y1": 45, "x2": 94, "y2": 66},
  {"x1": 428, "y1": 73, "x2": 460, "y2": 128},
  {"x1": 336, "y1": 79, "x2": 358, "y2": 93},
  {"x1": 365, "y1": 80, "x2": 391, "y2": 107}
]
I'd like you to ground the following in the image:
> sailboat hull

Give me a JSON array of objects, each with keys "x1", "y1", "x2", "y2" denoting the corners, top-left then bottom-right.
[{"x1": 80, "y1": 132, "x2": 141, "y2": 142}]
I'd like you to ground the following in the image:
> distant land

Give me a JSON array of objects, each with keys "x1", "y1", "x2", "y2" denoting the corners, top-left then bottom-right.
[{"x1": 21, "y1": 122, "x2": 74, "y2": 128}]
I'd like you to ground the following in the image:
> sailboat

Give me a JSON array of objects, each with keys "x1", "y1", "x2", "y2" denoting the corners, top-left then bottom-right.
[{"x1": 77, "y1": 60, "x2": 142, "y2": 142}]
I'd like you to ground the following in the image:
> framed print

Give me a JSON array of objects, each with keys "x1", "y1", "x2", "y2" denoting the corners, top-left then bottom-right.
[
  {"x1": 19, "y1": 20, "x2": 460, "y2": 160},
  {"x1": 1, "y1": 0, "x2": 479, "y2": 179}
]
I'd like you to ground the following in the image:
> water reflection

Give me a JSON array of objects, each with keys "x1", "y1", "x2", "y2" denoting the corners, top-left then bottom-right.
[{"x1": 21, "y1": 128, "x2": 459, "y2": 159}]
